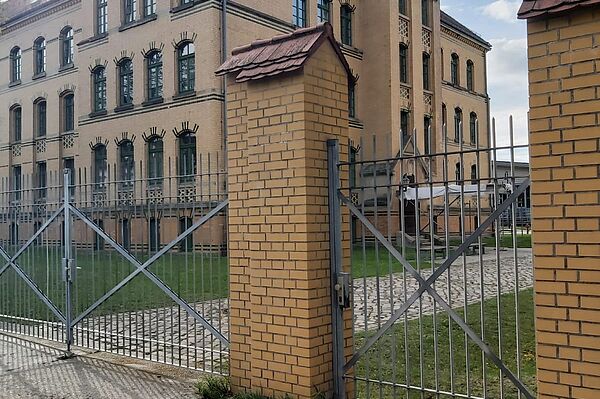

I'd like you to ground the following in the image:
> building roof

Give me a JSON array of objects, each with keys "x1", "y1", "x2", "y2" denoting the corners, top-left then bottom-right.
[
  {"x1": 216, "y1": 23, "x2": 353, "y2": 83},
  {"x1": 441, "y1": 11, "x2": 492, "y2": 49},
  {"x1": 518, "y1": 0, "x2": 600, "y2": 19}
]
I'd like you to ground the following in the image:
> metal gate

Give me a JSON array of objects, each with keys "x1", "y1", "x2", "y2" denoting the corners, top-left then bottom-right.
[
  {"x1": 0, "y1": 155, "x2": 229, "y2": 374},
  {"x1": 329, "y1": 118, "x2": 536, "y2": 398}
]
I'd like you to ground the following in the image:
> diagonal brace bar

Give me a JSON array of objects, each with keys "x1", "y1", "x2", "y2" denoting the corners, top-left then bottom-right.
[
  {"x1": 341, "y1": 179, "x2": 534, "y2": 399},
  {"x1": 69, "y1": 201, "x2": 229, "y2": 346}
]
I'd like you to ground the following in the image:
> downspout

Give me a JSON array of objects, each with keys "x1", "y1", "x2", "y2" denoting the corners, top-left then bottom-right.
[
  {"x1": 221, "y1": 0, "x2": 228, "y2": 154},
  {"x1": 484, "y1": 49, "x2": 492, "y2": 181}
]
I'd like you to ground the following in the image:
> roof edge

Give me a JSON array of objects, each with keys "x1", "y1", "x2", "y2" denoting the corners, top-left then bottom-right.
[{"x1": 518, "y1": 0, "x2": 600, "y2": 20}]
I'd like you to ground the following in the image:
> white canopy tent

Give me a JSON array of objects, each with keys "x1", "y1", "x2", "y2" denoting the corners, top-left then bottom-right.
[{"x1": 402, "y1": 184, "x2": 489, "y2": 200}]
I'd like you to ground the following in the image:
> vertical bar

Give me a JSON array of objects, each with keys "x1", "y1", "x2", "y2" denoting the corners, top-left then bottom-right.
[
  {"x1": 328, "y1": 139, "x2": 345, "y2": 399},
  {"x1": 443, "y1": 121, "x2": 455, "y2": 395},
  {"x1": 63, "y1": 168, "x2": 73, "y2": 354}
]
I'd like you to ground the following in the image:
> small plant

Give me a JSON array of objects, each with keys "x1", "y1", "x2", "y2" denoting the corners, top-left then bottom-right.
[{"x1": 196, "y1": 376, "x2": 231, "y2": 399}]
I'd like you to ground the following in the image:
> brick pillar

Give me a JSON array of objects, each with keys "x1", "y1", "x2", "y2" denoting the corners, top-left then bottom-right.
[
  {"x1": 523, "y1": 8, "x2": 600, "y2": 398},
  {"x1": 223, "y1": 33, "x2": 351, "y2": 398}
]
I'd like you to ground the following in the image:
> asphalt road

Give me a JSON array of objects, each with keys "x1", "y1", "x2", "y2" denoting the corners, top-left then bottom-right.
[{"x1": 0, "y1": 334, "x2": 198, "y2": 398}]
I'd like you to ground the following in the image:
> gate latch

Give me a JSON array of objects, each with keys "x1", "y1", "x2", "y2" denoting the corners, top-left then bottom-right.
[
  {"x1": 62, "y1": 258, "x2": 76, "y2": 282},
  {"x1": 335, "y1": 272, "x2": 351, "y2": 309}
]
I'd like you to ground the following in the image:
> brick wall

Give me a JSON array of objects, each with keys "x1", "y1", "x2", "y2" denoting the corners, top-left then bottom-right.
[
  {"x1": 227, "y1": 42, "x2": 351, "y2": 398},
  {"x1": 526, "y1": 9, "x2": 600, "y2": 399}
]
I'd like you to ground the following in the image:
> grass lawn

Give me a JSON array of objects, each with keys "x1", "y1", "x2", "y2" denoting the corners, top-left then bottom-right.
[
  {"x1": 353, "y1": 289, "x2": 536, "y2": 399},
  {"x1": 482, "y1": 234, "x2": 531, "y2": 249}
]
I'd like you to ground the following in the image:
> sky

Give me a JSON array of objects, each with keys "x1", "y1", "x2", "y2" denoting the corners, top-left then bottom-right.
[{"x1": 441, "y1": 0, "x2": 529, "y2": 161}]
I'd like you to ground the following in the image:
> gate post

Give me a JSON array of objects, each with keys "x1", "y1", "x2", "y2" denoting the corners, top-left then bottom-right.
[
  {"x1": 519, "y1": 4, "x2": 600, "y2": 397},
  {"x1": 217, "y1": 24, "x2": 352, "y2": 398},
  {"x1": 62, "y1": 169, "x2": 74, "y2": 354}
]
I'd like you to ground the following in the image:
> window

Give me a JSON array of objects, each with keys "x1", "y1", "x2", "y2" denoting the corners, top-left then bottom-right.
[
  {"x1": 10, "y1": 223, "x2": 19, "y2": 246},
  {"x1": 471, "y1": 165, "x2": 478, "y2": 185},
  {"x1": 94, "y1": 144, "x2": 108, "y2": 190},
  {"x1": 317, "y1": 0, "x2": 330, "y2": 22},
  {"x1": 118, "y1": 58, "x2": 134, "y2": 107},
  {"x1": 10, "y1": 47, "x2": 21, "y2": 83},
  {"x1": 94, "y1": 219, "x2": 105, "y2": 250},
  {"x1": 92, "y1": 67, "x2": 107, "y2": 112},
  {"x1": 422, "y1": 52, "x2": 431, "y2": 91},
  {"x1": 121, "y1": 219, "x2": 131, "y2": 250},
  {"x1": 293, "y1": 0, "x2": 306, "y2": 27},
  {"x1": 341, "y1": 5, "x2": 353, "y2": 46},
  {"x1": 34, "y1": 99, "x2": 47, "y2": 137},
  {"x1": 422, "y1": 0, "x2": 430, "y2": 27},
  {"x1": 467, "y1": 60, "x2": 474, "y2": 91},
  {"x1": 470, "y1": 112, "x2": 478, "y2": 145},
  {"x1": 177, "y1": 42, "x2": 195, "y2": 94},
  {"x1": 64, "y1": 158, "x2": 75, "y2": 197},
  {"x1": 348, "y1": 81, "x2": 356, "y2": 118},
  {"x1": 60, "y1": 27, "x2": 74, "y2": 67},
  {"x1": 10, "y1": 106, "x2": 22, "y2": 142},
  {"x1": 149, "y1": 218, "x2": 160, "y2": 252},
  {"x1": 179, "y1": 217, "x2": 193, "y2": 252},
  {"x1": 148, "y1": 137, "x2": 163, "y2": 186},
  {"x1": 454, "y1": 108, "x2": 463, "y2": 142},
  {"x1": 12, "y1": 166, "x2": 21, "y2": 202},
  {"x1": 34, "y1": 37, "x2": 46, "y2": 75},
  {"x1": 179, "y1": 133, "x2": 197, "y2": 183},
  {"x1": 399, "y1": 44, "x2": 408, "y2": 84},
  {"x1": 119, "y1": 140, "x2": 135, "y2": 188},
  {"x1": 123, "y1": 0, "x2": 136, "y2": 24},
  {"x1": 455, "y1": 162, "x2": 462, "y2": 184},
  {"x1": 399, "y1": 0, "x2": 407, "y2": 15},
  {"x1": 62, "y1": 93, "x2": 75, "y2": 132},
  {"x1": 37, "y1": 162, "x2": 47, "y2": 200},
  {"x1": 451, "y1": 53, "x2": 459, "y2": 85},
  {"x1": 97, "y1": 0, "x2": 108, "y2": 35},
  {"x1": 401, "y1": 110, "x2": 409, "y2": 147},
  {"x1": 442, "y1": 103, "x2": 447, "y2": 136},
  {"x1": 144, "y1": 0, "x2": 156, "y2": 17},
  {"x1": 146, "y1": 51, "x2": 163, "y2": 101},
  {"x1": 180, "y1": 0, "x2": 193, "y2": 5},
  {"x1": 424, "y1": 116, "x2": 431, "y2": 155}
]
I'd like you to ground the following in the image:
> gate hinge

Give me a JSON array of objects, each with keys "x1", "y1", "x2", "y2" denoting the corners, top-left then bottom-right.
[{"x1": 334, "y1": 272, "x2": 351, "y2": 309}]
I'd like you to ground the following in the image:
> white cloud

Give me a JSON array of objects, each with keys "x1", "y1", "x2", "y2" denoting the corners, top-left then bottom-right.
[{"x1": 482, "y1": 0, "x2": 521, "y2": 24}]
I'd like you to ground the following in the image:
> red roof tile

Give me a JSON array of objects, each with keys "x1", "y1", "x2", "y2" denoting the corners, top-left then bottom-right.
[
  {"x1": 518, "y1": 0, "x2": 600, "y2": 19},
  {"x1": 216, "y1": 23, "x2": 353, "y2": 83}
]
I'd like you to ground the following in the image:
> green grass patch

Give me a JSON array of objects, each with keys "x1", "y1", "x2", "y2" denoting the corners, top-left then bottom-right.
[
  {"x1": 196, "y1": 376, "x2": 300, "y2": 399},
  {"x1": 353, "y1": 289, "x2": 536, "y2": 398}
]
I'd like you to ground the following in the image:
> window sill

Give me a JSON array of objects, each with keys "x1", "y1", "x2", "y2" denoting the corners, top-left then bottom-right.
[
  {"x1": 59, "y1": 63, "x2": 74, "y2": 72},
  {"x1": 142, "y1": 97, "x2": 164, "y2": 107},
  {"x1": 8, "y1": 80, "x2": 21, "y2": 88},
  {"x1": 115, "y1": 104, "x2": 134, "y2": 113},
  {"x1": 118, "y1": 14, "x2": 157, "y2": 32},
  {"x1": 89, "y1": 110, "x2": 107, "y2": 118},
  {"x1": 173, "y1": 91, "x2": 196, "y2": 101},
  {"x1": 78, "y1": 32, "x2": 108, "y2": 46},
  {"x1": 171, "y1": 2, "x2": 196, "y2": 13},
  {"x1": 32, "y1": 72, "x2": 46, "y2": 80}
]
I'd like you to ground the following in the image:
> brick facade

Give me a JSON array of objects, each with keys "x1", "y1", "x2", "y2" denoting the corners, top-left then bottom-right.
[{"x1": 525, "y1": 8, "x2": 600, "y2": 399}]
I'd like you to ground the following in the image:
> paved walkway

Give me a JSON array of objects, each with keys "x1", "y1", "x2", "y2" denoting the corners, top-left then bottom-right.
[{"x1": 0, "y1": 334, "x2": 198, "y2": 399}]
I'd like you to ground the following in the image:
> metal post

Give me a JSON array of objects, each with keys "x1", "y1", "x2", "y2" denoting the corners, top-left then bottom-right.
[
  {"x1": 328, "y1": 139, "x2": 345, "y2": 399},
  {"x1": 63, "y1": 168, "x2": 74, "y2": 355}
]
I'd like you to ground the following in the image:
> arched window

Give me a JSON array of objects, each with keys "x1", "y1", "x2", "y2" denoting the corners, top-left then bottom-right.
[
  {"x1": 61, "y1": 92, "x2": 75, "y2": 132},
  {"x1": 10, "y1": 47, "x2": 21, "y2": 83},
  {"x1": 118, "y1": 58, "x2": 134, "y2": 107},
  {"x1": 34, "y1": 98, "x2": 47, "y2": 137},
  {"x1": 454, "y1": 108, "x2": 463, "y2": 142},
  {"x1": 34, "y1": 37, "x2": 46, "y2": 75},
  {"x1": 93, "y1": 144, "x2": 108, "y2": 189},
  {"x1": 60, "y1": 27, "x2": 74, "y2": 67},
  {"x1": 467, "y1": 60, "x2": 474, "y2": 91},
  {"x1": 399, "y1": 44, "x2": 409, "y2": 84},
  {"x1": 317, "y1": 0, "x2": 330, "y2": 22},
  {"x1": 146, "y1": 51, "x2": 163, "y2": 101},
  {"x1": 424, "y1": 116, "x2": 431, "y2": 155},
  {"x1": 92, "y1": 67, "x2": 107, "y2": 112},
  {"x1": 401, "y1": 109, "x2": 409, "y2": 146},
  {"x1": 471, "y1": 165, "x2": 478, "y2": 185},
  {"x1": 455, "y1": 162, "x2": 462, "y2": 184},
  {"x1": 348, "y1": 80, "x2": 356, "y2": 118},
  {"x1": 340, "y1": 4, "x2": 353, "y2": 46},
  {"x1": 293, "y1": 0, "x2": 307, "y2": 27},
  {"x1": 422, "y1": 52, "x2": 431, "y2": 91},
  {"x1": 177, "y1": 42, "x2": 195, "y2": 94},
  {"x1": 119, "y1": 140, "x2": 135, "y2": 188},
  {"x1": 148, "y1": 137, "x2": 163, "y2": 186},
  {"x1": 10, "y1": 106, "x2": 22, "y2": 142},
  {"x1": 451, "y1": 53, "x2": 459, "y2": 85},
  {"x1": 442, "y1": 103, "x2": 447, "y2": 136},
  {"x1": 470, "y1": 112, "x2": 478, "y2": 145},
  {"x1": 179, "y1": 132, "x2": 197, "y2": 183}
]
